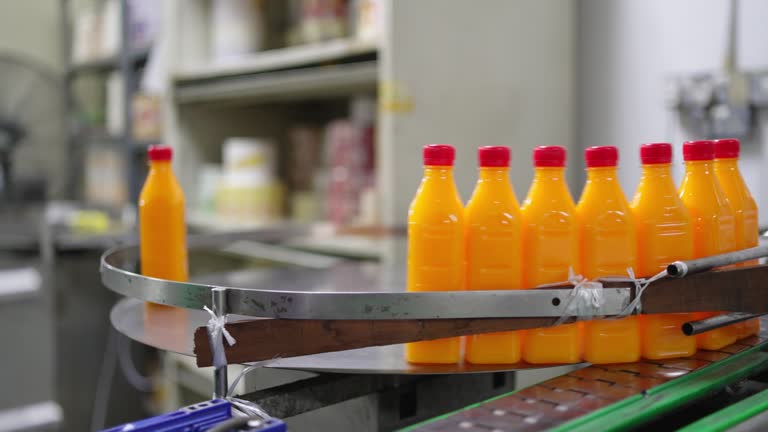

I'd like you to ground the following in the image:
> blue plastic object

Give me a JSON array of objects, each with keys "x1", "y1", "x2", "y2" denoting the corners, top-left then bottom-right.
[{"x1": 102, "y1": 399, "x2": 231, "y2": 432}]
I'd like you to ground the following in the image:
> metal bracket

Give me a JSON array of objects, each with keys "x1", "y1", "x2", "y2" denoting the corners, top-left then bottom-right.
[{"x1": 210, "y1": 287, "x2": 228, "y2": 399}]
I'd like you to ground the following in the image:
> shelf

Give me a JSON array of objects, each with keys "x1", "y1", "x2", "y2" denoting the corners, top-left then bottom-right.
[
  {"x1": 187, "y1": 213, "x2": 290, "y2": 234},
  {"x1": 175, "y1": 61, "x2": 378, "y2": 105},
  {"x1": 175, "y1": 38, "x2": 377, "y2": 82},
  {"x1": 283, "y1": 234, "x2": 384, "y2": 260},
  {"x1": 68, "y1": 56, "x2": 119, "y2": 74},
  {"x1": 77, "y1": 128, "x2": 120, "y2": 140},
  {"x1": 67, "y1": 46, "x2": 151, "y2": 75},
  {"x1": 187, "y1": 215, "x2": 384, "y2": 259}
]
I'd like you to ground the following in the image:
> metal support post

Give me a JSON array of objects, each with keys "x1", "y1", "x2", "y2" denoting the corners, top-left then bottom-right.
[{"x1": 212, "y1": 287, "x2": 228, "y2": 399}]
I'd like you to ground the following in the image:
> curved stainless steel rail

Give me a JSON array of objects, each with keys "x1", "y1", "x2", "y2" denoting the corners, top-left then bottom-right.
[{"x1": 100, "y1": 235, "x2": 632, "y2": 320}]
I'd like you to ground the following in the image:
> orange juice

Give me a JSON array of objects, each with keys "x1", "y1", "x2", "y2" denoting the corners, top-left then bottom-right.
[
  {"x1": 630, "y1": 143, "x2": 696, "y2": 359},
  {"x1": 465, "y1": 146, "x2": 523, "y2": 364},
  {"x1": 679, "y1": 140, "x2": 737, "y2": 350},
  {"x1": 139, "y1": 145, "x2": 189, "y2": 310},
  {"x1": 577, "y1": 146, "x2": 640, "y2": 364},
  {"x1": 714, "y1": 138, "x2": 760, "y2": 338},
  {"x1": 521, "y1": 146, "x2": 581, "y2": 364},
  {"x1": 406, "y1": 144, "x2": 464, "y2": 364}
]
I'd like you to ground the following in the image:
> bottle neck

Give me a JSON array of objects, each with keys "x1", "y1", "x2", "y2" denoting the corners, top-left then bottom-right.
[
  {"x1": 581, "y1": 166, "x2": 627, "y2": 205},
  {"x1": 423, "y1": 166, "x2": 454, "y2": 180},
  {"x1": 533, "y1": 167, "x2": 566, "y2": 182},
  {"x1": 586, "y1": 166, "x2": 619, "y2": 182},
  {"x1": 418, "y1": 165, "x2": 460, "y2": 202},
  {"x1": 149, "y1": 160, "x2": 173, "y2": 173},
  {"x1": 640, "y1": 163, "x2": 673, "y2": 180},
  {"x1": 714, "y1": 157, "x2": 739, "y2": 172},
  {"x1": 636, "y1": 163, "x2": 676, "y2": 193},
  {"x1": 478, "y1": 167, "x2": 509, "y2": 181},
  {"x1": 684, "y1": 160, "x2": 714, "y2": 176}
]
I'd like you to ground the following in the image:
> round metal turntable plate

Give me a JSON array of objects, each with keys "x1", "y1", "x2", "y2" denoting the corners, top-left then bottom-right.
[{"x1": 111, "y1": 298, "x2": 584, "y2": 375}]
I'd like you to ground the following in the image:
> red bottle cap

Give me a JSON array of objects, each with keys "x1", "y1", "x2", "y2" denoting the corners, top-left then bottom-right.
[
  {"x1": 478, "y1": 146, "x2": 510, "y2": 167},
  {"x1": 148, "y1": 145, "x2": 173, "y2": 161},
  {"x1": 423, "y1": 144, "x2": 455, "y2": 166},
  {"x1": 714, "y1": 138, "x2": 740, "y2": 159},
  {"x1": 640, "y1": 143, "x2": 672, "y2": 164},
  {"x1": 683, "y1": 140, "x2": 714, "y2": 161},
  {"x1": 533, "y1": 146, "x2": 566, "y2": 167},
  {"x1": 585, "y1": 146, "x2": 618, "y2": 168}
]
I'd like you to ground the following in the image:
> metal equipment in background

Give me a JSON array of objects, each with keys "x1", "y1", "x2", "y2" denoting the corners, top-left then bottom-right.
[
  {"x1": 0, "y1": 54, "x2": 63, "y2": 202},
  {"x1": 0, "y1": 52, "x2": 68, "y2": 432},
  {"x1": 672, "y1": 0, "x2": 768, "y2": 140}
]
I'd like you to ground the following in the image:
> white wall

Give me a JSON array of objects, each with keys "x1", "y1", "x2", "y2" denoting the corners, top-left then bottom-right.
[
  {"x1": 579, "y1": 0, "x2": 768, "y2": 223},
  {"x1": 380, "y1": 0, "x2": 576, "y2": 225},
  {"x1": 0, "y1": 1, "x2": 61, "y2": 70}
]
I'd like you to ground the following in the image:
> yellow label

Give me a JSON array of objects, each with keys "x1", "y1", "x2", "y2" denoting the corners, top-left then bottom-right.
[{"x1": 379, "y1": 80, "x2": 414, "y2": 113}]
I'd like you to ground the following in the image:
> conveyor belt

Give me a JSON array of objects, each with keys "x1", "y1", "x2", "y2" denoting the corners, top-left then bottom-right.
[{"x1": 405, "y1": 323, "x2": 768, "y2": 432}]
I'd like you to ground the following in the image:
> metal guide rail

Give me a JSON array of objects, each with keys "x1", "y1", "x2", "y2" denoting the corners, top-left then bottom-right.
[
  {"x1": 100, "y1": 240, "x2": 632, "y2": 320},
  {"x1": 101, "y1": 233, "x2": 768, "y2": 324}
]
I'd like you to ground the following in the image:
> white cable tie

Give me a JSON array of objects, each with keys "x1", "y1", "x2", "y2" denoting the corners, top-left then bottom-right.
[
  {"x1": 616, "y1": 268, "x2": 668, "y2": 318},
  {"x1": 224, "y1": 359, "x2": 281, "y2": 420},
  {"x1": 554, "y1": 267, "x2": 605, "y2": 325},
  {"x1": 203, "y1": 305, "x2": 236, "y2": 370},
  {"x1": 226, "y1": 358, "x2": 280, "y2": 398}
]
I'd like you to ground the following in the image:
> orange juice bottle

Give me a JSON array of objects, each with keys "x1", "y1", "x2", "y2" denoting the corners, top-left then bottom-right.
[
  {"x1": 714, "y1": 138, "x2": 760, "y2": 338},
  {"x1": 679, "y1": 140, "x2": 738, "y2": 350},
  {"x1": 521, "y1": 146, "x2": 581, "y2": 364},
  {"x1": 577, "y1": 146, "x2": 640, "y2": 364},
  {"x1": 139, "y1": 145, "x2": 189, "y2": 309},
  {"x1": 406, "y1": 144, "x2": 464, "y2": 364},
  {"x1": 465, "y1": 146, "x2": 523, "y2": 364},
  {"x1": 630, "y1": 143, "x2": 696, "y2": 360}
]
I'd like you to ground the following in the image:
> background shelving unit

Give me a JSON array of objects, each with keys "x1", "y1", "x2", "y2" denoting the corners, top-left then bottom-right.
[
  {"x1": 159, "y1": 0, "x2": 577, "y2": 234},
  {"x1": 61, "y1": 0, "x2": 158, "y2": 203}
]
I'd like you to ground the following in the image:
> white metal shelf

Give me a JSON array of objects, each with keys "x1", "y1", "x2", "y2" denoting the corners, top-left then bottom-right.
[
  {"x1": 175, "y1": 38, "x2": 377, "y2": 82},
  {"x1": 186, "y1": 214, "x2": 383, "y2": 259},
  {"x1": 67, "y1": 46, "x2": 151, "y2": 75},
  {"x1": 174, "y1": 61, "x2": 378, "y2": 105},
  {"x1": 187, "y1": 212, "x2": 287, "y2": 233}
]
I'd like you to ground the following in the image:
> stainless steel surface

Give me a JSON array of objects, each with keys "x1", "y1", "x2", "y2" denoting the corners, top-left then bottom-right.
[
  {"x1": 0, "y1": 401, "x2": 62, "y2": 432},
  {"x1": 682, "y1": 312, "x2": 763, "y2": 335},
  {"x1": 668, "y1": 245, "x2": 768, "y2": 277},
  {"x1": 110, "y1": 298, "x2": 196, "y2": 355},
  {"x1": 111, "y1": 298, "x2": 581, "y2": 375},
  {"x1": 101, "y1": 238, "x2": 632, "y2": 319},
  {"x1": 212, "y1": 287, "x2": 228, "y2": 398}
]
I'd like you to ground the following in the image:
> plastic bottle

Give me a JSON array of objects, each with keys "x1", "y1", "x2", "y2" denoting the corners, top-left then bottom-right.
[
  {"x1": 679, "y1": 140, "x2": 738, "y2": 350},
  {"x1": 521, "y1": 146, "x2": 581, "y2": 364},
  {"x1": 630, "y1": 143, "x2": 696, "y2": 359},
  {"x1": 405, "y1": 144, "x2": 464, "y2": 364},
  {"x1": 464, "y1": 146, "x2": 523, "y2": 364},
  {"x1": 577, "y1": 146, "x2": 640, "y2": 364},
  {"x1": 714, "y1": 138, "x2": 760, "y2": 339},
  {"x1": 139, "y1": 145, "x2": 189, "y2": 309}
]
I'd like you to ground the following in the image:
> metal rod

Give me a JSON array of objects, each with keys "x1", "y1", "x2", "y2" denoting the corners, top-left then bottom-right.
[
  {"x1": 211, "y1": 287, "x2": 228, "y2": 398},
  {"x1": 682, "y1": 312, "x2": 762, "y2": 336},
  {"x1": 667, "y1": 245, "x2": 768, "y2": 278}
]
